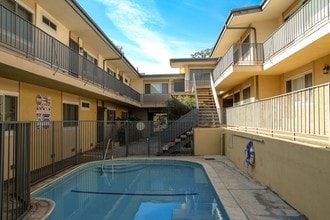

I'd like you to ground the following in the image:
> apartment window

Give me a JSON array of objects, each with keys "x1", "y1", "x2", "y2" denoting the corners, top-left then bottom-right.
[
  {"x1": 243, "y1": 87, "x2": 251, "y2": 100},
  {"x1": 173, "y1": 79, "x2": 184, "y2": 92},
  {"x1": 145, "y1": 83, "x2": 168, "y2": 94},
  {"x1": 286, "y1": 73, "x2": 312, "y2": 93},
  {"x1": 63, "y1": 103, "x2": 78, "y2": 127},
  {"x1": 107, "y1": 109, "x2": 115, "y2": 124},
  {"x1": 107, "y1": 68, "x2": 115, "y2": 76},
  {"x1": 242, "y1": 35, "x2": 250, "y2": 60},
  {"x1": 1, "y1": 0, "x2": 32, "y2": 22},
  {"x1": 83, "y1": 51, "x2": 98, "y2": 65},
  {"x1": 190, "y1": 69, "x2": 212, "y2": 81},
  {"x1": 81, "y1": 101, "x2": 90, "y2": 110},
  {"x1": 0, "y1": 95, "x2": 18, "y2": 121},
  {"x1": 121, "y1": 112, "x2": 128, "y2": 120},
  {"x1": 234, "y1": 91, "x2": 240, "y2": 103},
  {"x1": 42, "y1": 16, "x2": 57, "y2": 31}
]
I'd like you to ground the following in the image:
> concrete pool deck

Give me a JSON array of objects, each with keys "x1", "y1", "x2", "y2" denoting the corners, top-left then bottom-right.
[
  {"x1": 190, "y1": 155, "x2": 306, "y2": 220},
  {"x1": 26, "y1": 156, "x2": 306, "y2": 219}
]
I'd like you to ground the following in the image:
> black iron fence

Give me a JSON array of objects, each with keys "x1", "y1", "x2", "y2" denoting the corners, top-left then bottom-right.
[
  {"x1": 0, "y1": 5, "x2": 141, "y2": 103},
  {"x1": 1, "y1": 118, "x2": 196, "y2": 219},
  {"x1": 1, "y1": 123, "x2": 31, "y2": 220}
]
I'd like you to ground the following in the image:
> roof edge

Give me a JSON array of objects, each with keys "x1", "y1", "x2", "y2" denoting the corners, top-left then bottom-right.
[
  {"x1": 211, "y1": 0, "x2": 268, "y2": 57},
  {"x1": 170, "y1": 58, "x2": 218, "y2": 64},
  {"x1": 66, "y1": 0, "x2": 141, "y2": 77}
]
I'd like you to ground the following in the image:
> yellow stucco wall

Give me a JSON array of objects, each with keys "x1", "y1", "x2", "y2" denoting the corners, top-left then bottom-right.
[
  {"x1": 314, "y1": 55, "x2": 330, "y2": 85},
  {"x1": 36, "y1": 5, "x2": 69, "y2": 45},
  {"x1": 20, "y1": 83, "x2": 62, "y2": 121},
  {"x1": 223, "y1": 129, "x2": 330, "y2": 220},
  {"x1": 79, "y1": 97, "x2": 97, "y2": 121},
  {"x1": 193, "y1": 127, "x2": 223, "y2": 155},
  {"x1": 0, "y1": 77, "x2": 19, "y2": 93},
  {"x1": 254, "y1": 19, "x2": 280, "y2": 43},
  {"x1": 131, "y1": 109, "x2": 148, "y2": 121},
  {"x1": 258, "y1": 75, "x2": 281, "y2": 99}
]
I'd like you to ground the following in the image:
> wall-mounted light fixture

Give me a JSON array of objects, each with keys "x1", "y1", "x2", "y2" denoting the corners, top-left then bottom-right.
[{"x1": 323, "y1": 64, "x2": 329, "y2": 74}]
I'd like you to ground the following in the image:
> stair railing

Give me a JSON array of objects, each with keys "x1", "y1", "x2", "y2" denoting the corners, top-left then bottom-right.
[
  {"x1": 192, "y1": 73, "x2": 199, "y2": 110},
  {"x1": 210, "y1": 72, "x2": 222, "y2": 124},
  {"x1": 159, "y1": 109, "x2": 198, "y2": 147}
]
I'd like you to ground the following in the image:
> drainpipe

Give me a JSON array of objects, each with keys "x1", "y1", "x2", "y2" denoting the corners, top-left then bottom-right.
[
  {"x1": 226, "y1": 25, "x2": 259, "y2": 101},
  {"x1": 225, "y1": 25, "x2": 257, "y2": 44},
  {"x1": 103, "y1": 54, "x2": 123, "y2": 71},
  {"x1": 256, "y1": 75, "x2": 259, "y2": 100}
]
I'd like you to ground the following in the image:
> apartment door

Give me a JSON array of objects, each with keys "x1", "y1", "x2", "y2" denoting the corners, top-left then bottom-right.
[
  {"x1": 69, "y1": 39, "x2": 79, "y2": 76},
  {"x1": 97, "y1": 107, "x2": 104, "y2": 143},
  {"x1": 241, "y1": 35, "x2": 252, "y2": 63},
  {"x1": 62, "y1": 103, "x2": 78, "y2": 159}
]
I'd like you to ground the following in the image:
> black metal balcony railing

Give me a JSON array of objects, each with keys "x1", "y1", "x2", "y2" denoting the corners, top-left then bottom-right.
[
  {"x1": 0, "y1": 5, "x2": 141, "y2": 103},
  {"x1": 264, "y1": 0, "x2": 329, "y2": 60},
  {"x1": 213, "y1": 43, "x2": 264, "y2": 82}
]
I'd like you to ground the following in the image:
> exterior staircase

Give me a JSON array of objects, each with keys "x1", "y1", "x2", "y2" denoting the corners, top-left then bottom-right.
[
  {"x1": 158, "y1": 109, "x2": 198, "y2": 155},
  {"x1": 196, "y1": 86, "x2": 221, "y2": 127},
  {"x1": 157, "y1": 85, "x2": 221, "y2": 155}
]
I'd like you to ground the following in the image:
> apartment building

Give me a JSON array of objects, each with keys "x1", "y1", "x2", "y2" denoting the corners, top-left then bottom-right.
[
  {"x1": 0, "y1": 0, "x2": 145, "y2": 123},
  {"x1": 1, "y1": 0, "x2": 330, "y2": 219},
  {"x1": 171, "y1": 0, "x2": 330, "y2": 219},
  {"x1": 0, "y1": 0, "x2": 190, "y2": 125}
]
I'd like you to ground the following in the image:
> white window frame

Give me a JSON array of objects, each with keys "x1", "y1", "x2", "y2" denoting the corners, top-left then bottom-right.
[
  {"x1": 42, "y1": 15, "x2": 57, "y2": 32},
  {"x1": 285, "y1": 70, "x2": 313, "y2": 93},
  {"x1": 0, "y1": 91, "x2": 19, "y2": 122},
  {"x1": 81, "y1": 100, "x2": 90, "y2": 111}
]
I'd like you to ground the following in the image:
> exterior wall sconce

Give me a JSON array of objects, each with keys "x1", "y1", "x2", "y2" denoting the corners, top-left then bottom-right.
[{"x1": 323, "y1": 64, "x2": 329, "y2": 74}]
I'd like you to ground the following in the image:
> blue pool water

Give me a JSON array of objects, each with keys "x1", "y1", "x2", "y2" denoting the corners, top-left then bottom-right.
[{"x1": 33, "y1": 160, "x2": 229, "y2": 220}]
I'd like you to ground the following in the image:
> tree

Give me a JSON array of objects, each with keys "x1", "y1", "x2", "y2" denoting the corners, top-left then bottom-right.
[
  {"x1": 165, "y1": 95, "x2": 196, "y2": 120},
  {"x1": 191, "y1": 48, "x2": 212, "y2": 58}
]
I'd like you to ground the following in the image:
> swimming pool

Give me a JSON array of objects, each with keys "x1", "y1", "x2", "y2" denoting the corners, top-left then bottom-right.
[{"x1": 33, "y1": 159, "x2": 229, "y2": 220}]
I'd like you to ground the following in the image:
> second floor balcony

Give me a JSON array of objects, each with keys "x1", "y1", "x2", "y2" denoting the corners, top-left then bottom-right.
[
  {"x1": 213, "y1": 0, "x2": 330, "y2": 85},
  {"x1": 0, "y1": 5, "x2": 141, "y2": 103},
  {"x1": 263, "y1": 0, "x2": 330, "y2": 61},
  {"x1": 213, "y1": 43, "x2": 264, "y2": 83},
  {"x1": 226, "y1": 82, "x2": 329, "y2": 146}
]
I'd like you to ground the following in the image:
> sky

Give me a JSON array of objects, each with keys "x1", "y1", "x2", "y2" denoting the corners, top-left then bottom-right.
[{"x1": 77, "y1": 0, "x2": 261, "y2": 74}]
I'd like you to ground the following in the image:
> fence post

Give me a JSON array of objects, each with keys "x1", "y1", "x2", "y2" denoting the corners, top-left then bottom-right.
[
  {"x1": 51, "y1": 121, "x2": 55, "y2": 174},
  {"x1": 0, "y1": 123, "x2": 4, "y2": 217},
  {"x1": 75, "y1": 122, "x2": 78, "y2": 164},
  {"x1": 125, "y1": 122, "x2": 129, "y2": 157},
  {"x1": 328, "y1": 84, "x2": 330, "y2": 148}
]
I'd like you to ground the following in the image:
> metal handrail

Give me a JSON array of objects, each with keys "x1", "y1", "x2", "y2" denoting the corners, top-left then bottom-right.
[
  {"x1": 192, "y1": 73, "x2": 199, "y2": 109},
  {"x1": 210, "y1": 72, "x2": 222, "y2": 123},
  {"x1": 159, "y1": 109, "x2": 198, "y2": 146},
  {"x1": 101, "y1": 138, "x2": 112, "y2": 173}
]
